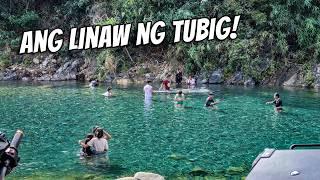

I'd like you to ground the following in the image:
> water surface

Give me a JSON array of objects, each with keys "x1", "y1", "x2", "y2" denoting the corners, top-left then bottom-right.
[{"x1": 1, "y1": 81, "x2": 320, "y2": 179}]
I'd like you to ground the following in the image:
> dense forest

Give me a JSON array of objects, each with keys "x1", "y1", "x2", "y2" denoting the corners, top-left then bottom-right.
[{"x1": 0, "y1": 0, "x2": 320, "y2": 86}]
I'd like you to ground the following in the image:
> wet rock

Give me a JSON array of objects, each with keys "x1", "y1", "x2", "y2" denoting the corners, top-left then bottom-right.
[
  {"x1": 134, "y1": 172, "x2": 164, "y2": 180},
  {"x1": 209, "y1": 69, "x2": 223, "y2": 84},
  {"x1": 228, "y1": 72, "x2": 243, "y2": 85},
  {"x1": 244, "y1": 77, "x2": 255, "y2": 86}
]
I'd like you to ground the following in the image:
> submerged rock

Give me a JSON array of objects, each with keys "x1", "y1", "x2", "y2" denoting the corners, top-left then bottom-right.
[
  {"x1": 226, "y1": 166, "x2": 245, "y2": 175},
  {"x1": 134, "y1": 172, "x2": 165, "y2": 180},
  {"x1": 189, "y1": 167, "x2": 210, "y2": 176}
]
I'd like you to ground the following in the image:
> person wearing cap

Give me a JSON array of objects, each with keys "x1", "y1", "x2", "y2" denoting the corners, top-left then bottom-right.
[
  {"x1": 144, "y1": 80, "x2": 153, "y2": 100},
  {"x1": 205, "y1": 92, "x2": 220, "y2": 109},
  {"x1": 103, "y1": 87, "x2": 113, "y2": 97},
  {"x1": 266, "y1": 93, "x2": 283, "y2": 112},
  {"x1": 174, "y1": 90, "x2": 185, "y2": 107}
]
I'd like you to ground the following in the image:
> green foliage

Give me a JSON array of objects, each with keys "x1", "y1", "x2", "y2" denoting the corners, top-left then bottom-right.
[{"x1": 0, "y1": 53, "x2": 11, "y2": 70}]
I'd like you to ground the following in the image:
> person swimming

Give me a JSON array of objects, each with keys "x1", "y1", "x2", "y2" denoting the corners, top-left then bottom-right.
[
  {"x1": 266, "y1": 93, "x2": 283, "y2": 112},
  {"x1": 89, "y1": 80, "x2": 99, "y2": 88},
  {"x1": 103, "y1": 87, "x2": 113, "y2": 97},
  {"x1": 205, "y1": 93, "x2": 220, "y2": 109},
  {"x1": 174, "y1": 90, "x2": 185, "y2": 107}
]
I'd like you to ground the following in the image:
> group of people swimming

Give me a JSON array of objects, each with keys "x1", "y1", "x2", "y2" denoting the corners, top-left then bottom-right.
[
  {"x1": 144, "y1": 76, "x2": 283, "y2": 111},
  {"x1": 83, "y1": 77, "x2": 283, "y2": 158}
]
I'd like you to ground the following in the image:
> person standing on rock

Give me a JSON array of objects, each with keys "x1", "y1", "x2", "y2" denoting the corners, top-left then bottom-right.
[
  {"x1": 266, "y1": 93, "x2": 283, "y2": 112},
  {"x1": 144, "y1": 80, "x2": 153, "y2": 100}
]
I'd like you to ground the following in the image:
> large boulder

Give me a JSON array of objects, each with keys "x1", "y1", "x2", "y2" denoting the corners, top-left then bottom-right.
[
  {"x1": 283, "y1": 73, "x2": 305, "y2": 87},
  {"x1": 209, "y1": 69, "x2": 223, "y2": 84},
  {"x1": 227, "y1": 72, "x2": 243, "y2": 85},
  {"x1": 51, "y1": 59, "x2": 83, "y2": 81},
  {"x1": 244, "y1": 77, "x2": 255, "y2": 86},
  {"x1": 134, "y1": 172, "x2": 165, "y2": 180}
]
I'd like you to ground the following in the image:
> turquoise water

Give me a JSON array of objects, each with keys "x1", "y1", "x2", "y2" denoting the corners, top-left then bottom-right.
[{"x1": 1, "y1": 81, "x2": 320, "y2": 179}]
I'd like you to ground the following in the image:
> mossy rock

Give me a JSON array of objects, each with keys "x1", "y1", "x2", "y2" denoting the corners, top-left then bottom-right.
[
  {"x1": 189, "y1": 167, "x2": 210, "y2": 176},
  {"x1": 226, "y1": 166, "x2": 245, "y2": 175}
]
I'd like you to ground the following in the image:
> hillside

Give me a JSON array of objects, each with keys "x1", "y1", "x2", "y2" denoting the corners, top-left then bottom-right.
[{"x1": 0, "y1": 0, "x2": 320, "y2": 87}]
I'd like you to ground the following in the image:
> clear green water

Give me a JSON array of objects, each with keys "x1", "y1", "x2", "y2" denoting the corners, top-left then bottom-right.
[{"x1": 1, "y1": 81, "x2": 320, "y2": 179}]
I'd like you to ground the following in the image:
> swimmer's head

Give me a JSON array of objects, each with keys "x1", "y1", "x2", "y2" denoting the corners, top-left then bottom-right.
[
  {"x1": 274, "y1": 93, "x2": 280, "y2": 98},
  {"x1": 95, "y1": 128, "x2": 104, "y2": 139},
  {"x1": 146, "y1": 80, "x2": 152, "y2": 83},
  {"x1": 178, "y1": 90, "x2": 182, "y2": 95},
  {"x1": 107, "y1": 87, "x2": 112, "y2": 91}
]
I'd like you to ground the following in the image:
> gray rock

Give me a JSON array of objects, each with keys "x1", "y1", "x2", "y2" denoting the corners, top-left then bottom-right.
[
  {"x1": 283, "y1": 73, "x2": 304, "y2": 87},
  {"x1": 3, "y1": 71, "x2": 18, "y2": 80},
  {"x1": 134, "y1": 172, "x2": 164, "y2": 180},
  {"x1": 35, "y1": 74, "x2": 51, "y2": 81},
  {"x1": 33, "y1": 58, "x2": 40, "y2": 64},
  {"x1": 21, "y1": 77, "x2": 31, "y2": 81},
  {"x1": 209, "y1": 69, "x2": 223, "y2": 84},
  {"x1": 228, "y1": 72, "x2": 243, "y2": 85},
  {"x1": 244, "y1": 77, "x2": 255, "y2": 86},
  {"x1": 314, "y1": 64, "x2": 320, "y2": 87},
  {"x1": 201, "y1": 78, "x2": 208, "y2": 84}
]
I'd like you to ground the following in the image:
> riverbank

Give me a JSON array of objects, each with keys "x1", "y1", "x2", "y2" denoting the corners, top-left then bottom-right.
[{"x1": 1, "y1": 55, "x2": 320, "y2": 89}]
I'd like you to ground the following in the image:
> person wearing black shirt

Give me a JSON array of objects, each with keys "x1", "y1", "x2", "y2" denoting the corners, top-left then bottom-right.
[{"x1": 266, "y1": 93, "x2": 283, "y2": 112}]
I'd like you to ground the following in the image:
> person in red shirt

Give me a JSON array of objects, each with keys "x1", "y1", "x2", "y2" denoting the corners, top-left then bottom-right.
[{"x1": 161, "y1": 75, "x2": 171, "y2": 90}]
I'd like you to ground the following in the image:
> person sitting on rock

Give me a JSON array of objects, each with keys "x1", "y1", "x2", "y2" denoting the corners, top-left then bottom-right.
[{"x1": 266, "y1": 93, "x2": 283, "y2": 112}]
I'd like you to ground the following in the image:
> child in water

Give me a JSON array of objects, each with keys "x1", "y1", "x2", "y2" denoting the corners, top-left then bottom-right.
[
  {"x1": 174, "y1": 90, "x2": 185, "y2": 107},
  {"x1": 266, "y1": 93, "x2": 283, "y2": 112},
  {"x1": 205, "y1": 93, "x2": 220, "y2": 109},
  {"x1": 80, "y1": 134, "x2": 94, "y2": 156}
]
